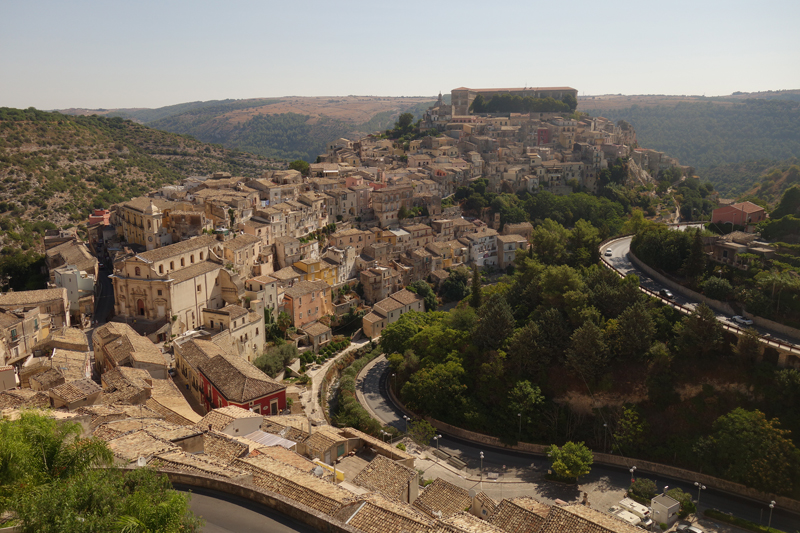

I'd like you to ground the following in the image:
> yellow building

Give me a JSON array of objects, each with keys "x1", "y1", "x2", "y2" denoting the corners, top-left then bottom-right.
[{"x1": 293, "y1": 258, "x2": 337, "y2": 287}]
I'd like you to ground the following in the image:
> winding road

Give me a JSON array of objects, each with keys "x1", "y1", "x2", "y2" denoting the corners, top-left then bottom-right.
[
  {"x1": 358, "y1": 354, "x2": 800, "y2": 531},
  {"x1": 605, "y1": 235, "x2": 800, "y2": 351}
]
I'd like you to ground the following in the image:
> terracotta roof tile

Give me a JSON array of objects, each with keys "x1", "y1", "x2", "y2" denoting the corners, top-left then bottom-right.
[
  {"x1": 352, "y1": 454, "x2": 417, "y2": 502},
  {"x1": 413, "y1": 478, "x2": 471, "y2": 519}
]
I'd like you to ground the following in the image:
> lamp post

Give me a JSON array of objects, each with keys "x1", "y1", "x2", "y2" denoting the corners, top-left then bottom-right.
[
  {"x1": 629, "y1": 466, "x2": 636, "y2": 483},
  {"x1": 480, "y1": 451, "x2": 484, "y2": 484},
  {"x1": 603, "y1": 423, "x2": 607, "y2": 454},
  {"x1": 694, "y1": 482, "x2": 706, "y2": 506},
  {"x1": 433, "y1": 434, "x2": 442, "y2": 451},
  {"x1": 517, "y1": 413, "x2": 522, "y2": 441},
  {"x1": 403, "y1": 415, "x2": 410, "y2": 434},
  {"x1": 768, "y1": 500, "x2": 776, "y2": 532},
  {"x1": 392, "y1": 373, "x2": 396, "y2": 393}
]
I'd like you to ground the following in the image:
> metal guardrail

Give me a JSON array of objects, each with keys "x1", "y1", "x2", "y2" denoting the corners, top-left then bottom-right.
[{"x1": 600, "y1": 239, "x2": 800, "y2": 356}]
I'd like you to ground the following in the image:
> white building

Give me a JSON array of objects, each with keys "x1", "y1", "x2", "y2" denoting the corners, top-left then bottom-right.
[{"x1": 53, "y1": 264, "x2": 95, "y2": 323}]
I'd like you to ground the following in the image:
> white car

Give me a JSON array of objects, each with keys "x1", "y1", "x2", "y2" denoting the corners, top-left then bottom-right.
[
  {"x1": 732, "y1": 315, "x2": 754, "y2": 326},
  {"x1": 605, "y1": 249, "x2": 613, "y2": 257}
]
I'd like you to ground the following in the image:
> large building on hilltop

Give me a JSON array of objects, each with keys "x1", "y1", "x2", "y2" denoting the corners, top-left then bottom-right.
[{"x1": 452, "y1": 86, "x2": 578, "y2": 115}]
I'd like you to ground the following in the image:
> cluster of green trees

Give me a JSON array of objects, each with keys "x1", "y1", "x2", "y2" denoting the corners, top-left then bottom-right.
[
  {"x1": 582, "y1": 99, "x2": 800, "y2": 169},
  {"x1": 381, "y1": 218, "x2": 800, "y2": 495},
  {"x1": 697, "y1": 158, "x2": 799, "y2": 200},
  {"x1": 470, "y1": 93, "x2": 577, "y2": 114},
  {"x1": 0, "y1": 411, "x2": 201, "y2": 532},
  {"x1": 332, "y1": 343, "x2": 387, "y2": 435},
  {"x1": 254, "y1": 341, "x2": 298, "y2": 378}
]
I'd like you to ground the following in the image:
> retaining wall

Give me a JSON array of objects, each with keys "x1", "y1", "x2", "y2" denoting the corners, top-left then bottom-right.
[
  {"x1": 627, "y1": 249, "x2": 737, "y2": 316},
  {"x1": 382, "y1": 364, "x2": 800, "y2": 514},
  {"x1": 743, "y1": 311, "x2": 800, "y2": 341},
  {"x1": 164, "y1": 471, "x2": 361, "y2": 533}
]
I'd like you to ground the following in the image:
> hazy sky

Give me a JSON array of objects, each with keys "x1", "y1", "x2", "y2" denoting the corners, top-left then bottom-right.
[{"x1": 2, "y1": 0, "x2": 799, "y2": 110}]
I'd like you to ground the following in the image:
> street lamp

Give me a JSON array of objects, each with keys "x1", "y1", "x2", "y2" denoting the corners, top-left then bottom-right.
[
  {"x1": 694, "y1": 482, "x2": 706, "y2": 506},
  {"x1": 433, "y1": 434, "x2": 442, "y2": 451},
  {"x1": 629, "y1": 466, "x2": 636, "y2": 483},
  {"x1": 480, "y1": 451, "x2": 484, "y2": 483},
  {"x1": 603, "y1": 423, "x2": 608, "y2": 454},
  {"x1": 517, "y1": 413, "x2": 522, "y2": 441},
  {"x1": 403, "y1": 415, "x2": 410, "y2": 433},
  {"x1": 392, "y1": 373, "x2": 396, "y2": 392},
  {"x1": 768, "y1": 500, "x2": 776, "y2": 532}
]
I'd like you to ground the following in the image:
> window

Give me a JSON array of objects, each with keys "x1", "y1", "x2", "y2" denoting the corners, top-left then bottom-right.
[
  {"x1": 10, "y1": 328, "x2": 17, "y2": 340},
  {"x1": 190, "y1": 254, "x2": 194, "y2": 264},
  {"x1": 299, "y1": 312, "x2": 303, "y2": 319},
  {"x1": 256, "y1": 328, "x2": 259, "y2": 336},
  {"x1": 210, "y1": 320, "x2": 214, "y2": 328},
  {"x1": 170, "y1": 261, "x2": 174, "y2": 270},
  {"x1": 46, "y1": 306, "x2": 51, "y2": 313},
  {"x1": 159, "y1": 265, "x2": 164, "y2": 274},
  {"x1": 181, "y1": 258, "x2": 185, "y2": 267},
  {"x1": 134, "y1": 267, "x2": 141, "y2": 276},
  {"x1": 315, "y1": 306, "x2": 318, "y2": 314},
  {"x1": 34, "y1": 318, "x2": 38, "y2": 330},
  {"x1": 200, "y1": 252, "x2": 204, "y2": 260},
  {"x1": 197, "y1": 285, "x2": 202, "y2": 292}
]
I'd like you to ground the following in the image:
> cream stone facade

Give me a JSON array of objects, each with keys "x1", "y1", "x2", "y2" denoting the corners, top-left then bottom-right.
[
  {"x1": 110, "y1": 236, "x2": 246, "y2": 334},
  {"x1": 201, "y1": 305, "x2": 264, "y2": 362}
]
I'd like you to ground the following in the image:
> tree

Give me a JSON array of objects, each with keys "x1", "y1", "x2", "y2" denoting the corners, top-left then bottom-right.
[
  {"x1": 396, "y1": 113, "x2": 414, "y2": 132},
  {"x1": 380, "y1": 315, "x2": 419, "y2": 355},
  {"x1": 507, "y1": 380, "x2": 544, "y2": 428},
  {"x1": 531, "y1": 219, "x2": 570, "y2": 265},
  {"x1": 474, "y1": 293, "x2": 514, "y2": 351},
  {"x1": 732, "y1": 327, "x2": 761, "y2": 362},
  {"x1": 440, "y1": 266, "x2": 470, "y2": 302},
  {"x1": 227, "y1": 208, "x2": 235, "y2": 229},
  {"x1": 565, "y1": 321, "x2": 607, "y2": 380},
  {"x1": 254, "y1": 343, "x2": 298, "y2": 378},
  {"x1": 694, "y1": 408, "x2": 800, "y2": 495},
  {"x1": 465, "y1": 193, "x2": 487, "y2": 213},
  {"x1": 407, "y1": 280, "x2": 438, "y2": 311},
  {"x1": 613, "y1": 406, "x2": 648, "y2": 454},
  {"x1": 401, "y1": 360, "x2": 467, "y2": 419},
  {"x1": 547, "y1": 441, "x2": 593, "y2": 482},
  {"x1": 0, "y1": 412, "x2": 201, "y2": 532},
  {"x1": 629, "y1": 478, "x2": 657, "y2": 500},
  {"x1": 407, "y1": 419, "x2": 437, "y2": 446},
  {"x1": 289, "y1": 159, "x2": 310, "y2": 176},
  {"x1": 701, "y1": 276, "x2": 733, "y2": 300},
  {"x1": 470, "y1": 265, "x2": 482, "y2": 309},
  {"x1": 673, "y1": 303, "x2": 726, "y2": 360},
  {"x1": 562, "y1": 93, "x2": 578, "y2": 111},
  {"x1": 666, "y1": 488, "x2": 696, "y2": 518},
  {"x1": 276, "y1": 311, "x2": 292, "y2": 339},
  {"x1": 608, "y1": 301, "x2": 654, "y2": 360},
  {"x1": 681, "y1": 228, "x2": 706, "y2": 281}
]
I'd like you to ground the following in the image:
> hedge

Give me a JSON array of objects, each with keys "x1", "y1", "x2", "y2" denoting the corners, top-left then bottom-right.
[{"x1": 704, "y1": 509, "x2": 788, "y2": 533}]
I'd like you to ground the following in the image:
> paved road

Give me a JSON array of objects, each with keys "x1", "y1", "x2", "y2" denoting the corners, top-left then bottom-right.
[
  {"x1": 605, "y1": 235, "x2": 800, "y2": 350},
  {"x1": 175, "y1": 485, "x2": 316, "y2": 533},
  {"x1": 359, "y1": 356, "x2": 800, "y2": 531}
]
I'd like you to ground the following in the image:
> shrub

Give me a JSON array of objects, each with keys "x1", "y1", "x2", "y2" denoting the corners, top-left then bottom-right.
[
  {"x1": 704, "y1": 508, "x2": 788, "y2": 533},
  {"x1": 659, "y1": 523, "x2": 667, "y2": 531},
  {"x1": 629, "y1": 478, "x2": 657, "y2": 500},
  {"x1": 396, "y1": 443, "x2": 406, "y2": 451}
]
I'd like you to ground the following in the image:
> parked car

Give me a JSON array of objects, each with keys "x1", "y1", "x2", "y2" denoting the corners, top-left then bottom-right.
[
  {"x1": 605, "y1": 248, "x2": 613, "y2": 256},
  {"x1": 676, "y1": 526, "x2": 704, "y2": 533},
  {"x1": 732, "y1": 315, "x2": 754, "y2": 326}
]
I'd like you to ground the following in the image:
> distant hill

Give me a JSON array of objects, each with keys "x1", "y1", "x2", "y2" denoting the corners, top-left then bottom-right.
[
  {"x1": 696, "y1": 158, "x2": 799, "y2": 201},
  {"x1": 580, "y1": 97, "x2": 800, "y2": 170},
  {"x1": 61, "y1": 96, "x2": 439, "y2": 162},
  {"x1": 0, "y1": 107, "x2": 283, "y2": 250}
]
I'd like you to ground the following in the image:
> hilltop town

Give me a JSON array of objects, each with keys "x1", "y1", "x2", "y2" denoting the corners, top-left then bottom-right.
[{"x1": 1, "y1": 86, "x2": 788, "y2": 533}]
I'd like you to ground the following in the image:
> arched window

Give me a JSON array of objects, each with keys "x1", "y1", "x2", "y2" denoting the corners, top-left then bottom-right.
[
  {"x1": 134, "y1": 267, "x2": 140, "y2": 276},
  {"x1": 169, "y1": 261, "x2": 174, "y2": 270}
]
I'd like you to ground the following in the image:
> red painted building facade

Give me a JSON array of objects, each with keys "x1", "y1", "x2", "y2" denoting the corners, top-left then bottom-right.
[{"x1": 197, "y1": 351, "x2": 286, "y2": 415}]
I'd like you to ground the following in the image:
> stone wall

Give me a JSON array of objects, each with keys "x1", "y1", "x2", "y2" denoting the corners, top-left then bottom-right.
[
  {"x1": 743, "y1": 310, "x2": 800, "y2": 341},
  {"x1": 163, "y1": 471, "x2": 362, "y2": 533},
  {"x1": 627, "y1": 249, "x2": 737, "y2": 316}
]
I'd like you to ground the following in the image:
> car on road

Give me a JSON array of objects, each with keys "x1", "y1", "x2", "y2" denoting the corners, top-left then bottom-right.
[
  {"x1": 605, "y1": 248, "x2": 613, "y2": 256},
  {"x1": 676, "y1": 526, "x2": 704, "y2": 533},
  {"x1": 732, "y1": 315, "x2": 754, "y2": 326},
  {"x1": 659, "y1": 289, "x2": 674, "y2": 300}
]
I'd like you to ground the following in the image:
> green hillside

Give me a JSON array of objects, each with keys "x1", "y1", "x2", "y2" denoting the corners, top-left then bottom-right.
[
  {"x1": 96, "y1": 98, "x2": 438, "y2": 163},
  {"x1": 698, "y1": 158, "x2": 800, "y2": 201},
  {"x1": 0, "y1": 107, "x2": 284, "y2": 251},
  {"x1": 582, "y1": 99, "x2": 800, "y2": 169}
]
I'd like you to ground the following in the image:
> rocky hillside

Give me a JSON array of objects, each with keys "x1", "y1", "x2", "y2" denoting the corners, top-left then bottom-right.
[{"x1": 0, "y1": 107, "x2": 285, "y2": 250}]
